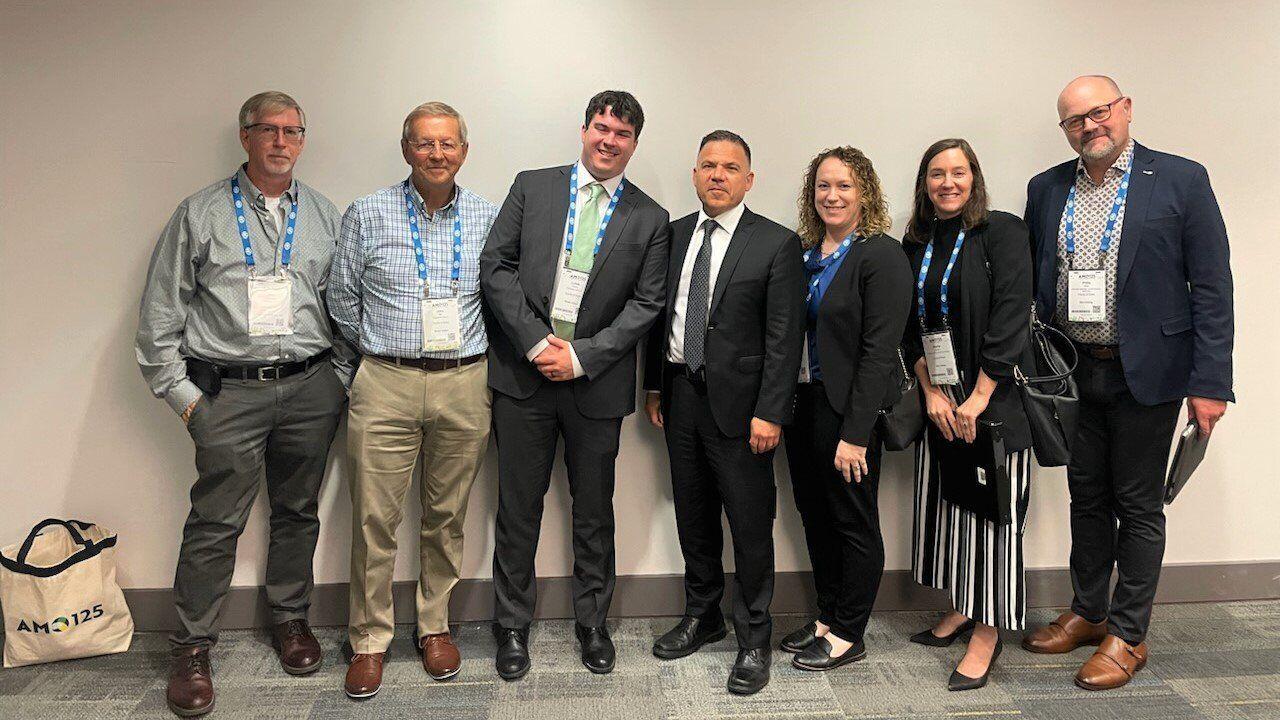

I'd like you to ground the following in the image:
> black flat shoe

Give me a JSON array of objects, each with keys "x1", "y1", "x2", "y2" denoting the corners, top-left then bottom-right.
[
  {"x1": 948, "y1": 638, "x2": 1003, "y2": 691},
  {"x1": 779, "y1": 621, "x2": 820, "y2": 653},
  {"x1": 653, "y1": 616, "x2": 728, "y2": 660},
  {"x1": 493, "y1": 625, "x2": 530, "y2": 681},
  {"x1": 575, "y1": 623, "x2": 615, "y2": 674},
  {"x1": 911, "y1": 618, "x2": 977, "y2": 647},
  {"x1": 727, "y1": 648, "x2": 771, "y2": 695},
  {"x1": 792, "y1": 636, "x2": 867, "y2": 671}
]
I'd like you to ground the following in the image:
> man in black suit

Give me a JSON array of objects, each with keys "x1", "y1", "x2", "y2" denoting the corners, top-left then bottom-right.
[
  {"x1": 643, "y1": 130, "x2": 804, "y2": 695},
  {"x1": 479, "y1": 90, "x2": 670, "y2": 680},
  {"x1": 1021, "y1": 76, "x2": 1233, "y2": 691}
]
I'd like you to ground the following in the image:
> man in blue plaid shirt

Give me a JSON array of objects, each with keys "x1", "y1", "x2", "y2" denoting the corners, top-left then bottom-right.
[{"x1": 328, "y1": 102, "x2": 497, "y2": 698}]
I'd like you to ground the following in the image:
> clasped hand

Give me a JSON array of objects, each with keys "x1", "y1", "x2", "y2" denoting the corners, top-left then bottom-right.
[{"x1": 533, "y1": 334, "x2": 575, "y2": 381}]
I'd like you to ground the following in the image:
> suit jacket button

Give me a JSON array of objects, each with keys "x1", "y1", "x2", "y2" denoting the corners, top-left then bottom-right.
[{"x1": 542, "y1": 296, "x2": 549, "y2": 305}]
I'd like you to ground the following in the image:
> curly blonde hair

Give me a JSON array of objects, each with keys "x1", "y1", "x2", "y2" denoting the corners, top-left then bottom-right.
[{"x1": 796, "y1": 146, "x2": 891, "y2": 249}]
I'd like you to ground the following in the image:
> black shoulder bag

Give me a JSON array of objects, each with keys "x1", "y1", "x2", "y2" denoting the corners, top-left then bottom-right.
[
  {"x1": 1013, "y1": 303, "x2": 1080, "y2": 467},
  {"x1": 877, "y1": 348, "x2": 924, "y2": 451}
]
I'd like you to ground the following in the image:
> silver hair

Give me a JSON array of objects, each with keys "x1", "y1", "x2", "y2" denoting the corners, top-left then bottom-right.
[
  {"x1": 402, "y1": 101, "x2": 468, "y2": 144},
  {"x1": 239, "y1": 91, "x2": 305, "y2": 128}
]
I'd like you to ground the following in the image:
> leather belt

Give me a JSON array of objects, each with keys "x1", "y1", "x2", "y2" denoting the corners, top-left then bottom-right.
[
  {"x1": 666, "y1": 361, "x2": 707, "y2": 394},
  {"x1": 1078, "y1": 344, "x2": 1120, "y2": 361},
  {"x1": 370, "y1": 353, "x2": 484, "y2": 372},
  {"x1": 208, "y1": 348, "x2": 332, "y2": 381}
]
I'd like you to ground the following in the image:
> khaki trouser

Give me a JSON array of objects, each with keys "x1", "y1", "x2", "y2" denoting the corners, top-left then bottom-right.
[{"x1": 347, "y1": 356, "x2": 490, "y2": 653}]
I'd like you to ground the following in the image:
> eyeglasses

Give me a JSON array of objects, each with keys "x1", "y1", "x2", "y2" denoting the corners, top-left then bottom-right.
[
  {"x1": 243, "y1": 123, "x2": 306, "y2": 143},
  {"x1": 1058, "y1": 97, "x2": 1127, "y2": 133},
  {"x1": 407, "y1": 139, "x2": 462, "y2": 155}
]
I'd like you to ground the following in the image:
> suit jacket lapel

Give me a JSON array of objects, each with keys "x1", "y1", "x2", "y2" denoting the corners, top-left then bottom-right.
[
  {"x1": 818, "y1": 234, "x2": 863, "y2": 314},
  {"x1": 1039, "y1": 168, "x2": 1073, "y2": 317},
  {"x1": 662, "y1": 213, "x2": 697, "y2": 343},
  {"x1": 1116, "y1": 143, "x2": 1156, "y2": 297},
  {"x1": 710, "y1": 207, "x2": 756, "y2": 313},
  {"x1": 583, "y1": 181, "x2": 636, "y2": 296},
  {"x1": 541, "y1": 165, "x2": 573, "y2": 296}
]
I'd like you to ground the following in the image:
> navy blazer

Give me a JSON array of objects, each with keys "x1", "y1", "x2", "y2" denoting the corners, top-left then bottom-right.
[{"x1": 1024, "y1": 142, "x2": 1234, "y2": 405}]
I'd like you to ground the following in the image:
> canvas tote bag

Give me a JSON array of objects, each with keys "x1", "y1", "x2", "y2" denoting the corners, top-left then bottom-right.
[{"x1": 0, "y1": 518, "x2": 134, "y2": 667}]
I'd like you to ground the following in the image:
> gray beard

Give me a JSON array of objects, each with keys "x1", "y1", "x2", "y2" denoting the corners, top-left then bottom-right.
[{"x1": 1082, "y1": 137, "x2": 1118, "y2": 162}]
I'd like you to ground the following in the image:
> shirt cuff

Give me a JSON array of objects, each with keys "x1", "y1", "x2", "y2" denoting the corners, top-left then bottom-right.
[
  {"x1": 164, "y1": 379, "x2": 203, "y2": 415},
  {"x1": 569, "y1": 344, "x2": 585, "y2": 379},
  {"x1": 526, "y1": 338, "x2": 550, "y2": 362}
]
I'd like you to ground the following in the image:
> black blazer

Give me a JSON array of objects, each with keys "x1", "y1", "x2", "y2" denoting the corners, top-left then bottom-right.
[
  {"x1": 1025, "y1": 142, "x2": 1234, "y2": 404},
  {"x1": 807, "y1": 233, "x2": 914, "y2": 446},
  {"x1": 644, "y1": 207, "x2": 804, "y2": 437},
  {"x1": 480, "y1": 165, "x2": 671, "y2": 419},
  {"x1": 903, "y1": 211, "x2": 1036, "y2": 452}
]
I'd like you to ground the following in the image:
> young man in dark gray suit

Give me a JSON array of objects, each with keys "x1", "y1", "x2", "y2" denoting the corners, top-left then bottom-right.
[
  {"x1": 479, "y1": 90, "x2": 670, "y2": 680},
  {"x1": 643, "y1": 130, "x2": 804, "y2": 695}
]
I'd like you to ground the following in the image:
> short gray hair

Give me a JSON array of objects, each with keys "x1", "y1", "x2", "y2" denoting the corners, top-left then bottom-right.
[
  {"x1": 402, "y1": 101, "x2": 468, "y2": 144},
  {"x1": 239, "y1": 91, "x2": 305, "y2": 128}
]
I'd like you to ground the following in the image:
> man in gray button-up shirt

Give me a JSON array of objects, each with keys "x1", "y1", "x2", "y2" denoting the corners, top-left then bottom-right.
[{"x1": 135, "y1": 91, "x2": 346, "y2": 718}]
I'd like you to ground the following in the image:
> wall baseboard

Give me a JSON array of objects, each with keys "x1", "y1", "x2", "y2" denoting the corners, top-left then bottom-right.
[{"x1": 115, "y1": 561, "x2": 1280, "y2": 632}]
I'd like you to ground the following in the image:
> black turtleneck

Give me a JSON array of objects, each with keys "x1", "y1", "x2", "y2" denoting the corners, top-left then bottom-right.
[{"x1": 921, "y1": 216, "x2": 965, "y2": 330}]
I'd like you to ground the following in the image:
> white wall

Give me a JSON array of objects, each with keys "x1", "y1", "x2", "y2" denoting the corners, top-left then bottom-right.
[{"x1": 2, "y1": 1, "x2": 1277, "y2": 592}]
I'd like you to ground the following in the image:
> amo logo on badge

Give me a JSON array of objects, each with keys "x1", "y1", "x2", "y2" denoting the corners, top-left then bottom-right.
[{"x1": 15, "y1": 603, "x2": 104, "y2": 634}]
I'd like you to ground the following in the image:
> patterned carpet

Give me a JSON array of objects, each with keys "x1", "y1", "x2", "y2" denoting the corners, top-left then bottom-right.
[{"x1": 2, "y1": 601, "x2": 1278, "y2": 719}]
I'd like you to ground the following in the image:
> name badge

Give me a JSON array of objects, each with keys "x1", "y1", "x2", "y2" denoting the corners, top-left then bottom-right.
[
  {"x1": 247, "y1": 275, "x2": 293, "y2": 336},
  {"x1": 422, "y1": 297, "x2": 462, "y2": 352},
  {"x1": 922, "y1": 329, "x2": 960, "y2": 386},
  {"x1": 551, "y1": 267, "x2": 590, "y2": 324},
  {"x1": 1068, "y1": 269, "x2": 1106, "y2": 322}
]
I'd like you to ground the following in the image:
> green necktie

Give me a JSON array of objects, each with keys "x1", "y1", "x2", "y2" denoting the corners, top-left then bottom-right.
[{"x1": 553, "y1": 182, "x2": 605, "y2": 340}]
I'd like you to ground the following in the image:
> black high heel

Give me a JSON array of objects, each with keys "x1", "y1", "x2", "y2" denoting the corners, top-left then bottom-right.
[
  {"x1": 947, "y1": 638, "x2": 1003, "y2": 691},
  {"x1": 909, "y1": 618, "x2": 976, "y2": 647}
]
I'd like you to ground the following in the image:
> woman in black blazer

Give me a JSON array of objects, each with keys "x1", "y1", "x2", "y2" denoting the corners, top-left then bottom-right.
[
  {"x1": 780, "y1": 147, "x2": 912, "y2": 671},
  {"x1": 902, "y1": 139, "x2": 1035, "y2": 691}
]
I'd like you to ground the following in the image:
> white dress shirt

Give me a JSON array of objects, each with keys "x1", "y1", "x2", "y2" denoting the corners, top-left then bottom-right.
[
  {"x1": 526, "y1": 159, "x2": 624, "y2": 378},
  {"x1": 666, "y1": 202, "x2": 746, "y2": 363}
]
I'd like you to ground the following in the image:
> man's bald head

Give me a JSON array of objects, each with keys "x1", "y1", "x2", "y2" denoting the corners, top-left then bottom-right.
[
  {"x1": 1058, "y1": 75, "x2": 1123, "y2": 117},
  {"x1": 1056, "y1": 74, "x2": 1132, "y2": 165}
]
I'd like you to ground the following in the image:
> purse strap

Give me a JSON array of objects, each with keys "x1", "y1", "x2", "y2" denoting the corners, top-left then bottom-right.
[{"x1": 1014, "y1": 302, "x2": 1079, "y2": 386}]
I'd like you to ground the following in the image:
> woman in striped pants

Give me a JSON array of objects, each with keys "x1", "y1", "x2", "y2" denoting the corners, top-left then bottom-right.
[{"x1": 900, "y1": 139, "x2": 1036, "y2": 691}]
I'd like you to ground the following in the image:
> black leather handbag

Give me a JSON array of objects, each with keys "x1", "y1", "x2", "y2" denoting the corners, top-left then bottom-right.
[
  {"x1": 877, "y1": 348, "x2": 925, "y2": 451},
  {"x1": 935, "y1": 420, "x2": 1014, "y2": 524},
  {"x1": 1014, "y1": 304, "x2": 1080, "y2": 467}
]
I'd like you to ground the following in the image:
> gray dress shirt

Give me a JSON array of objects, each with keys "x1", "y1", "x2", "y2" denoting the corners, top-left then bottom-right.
[{"x1": 136, "y1": 165, "x2": 342, "y2": 413}]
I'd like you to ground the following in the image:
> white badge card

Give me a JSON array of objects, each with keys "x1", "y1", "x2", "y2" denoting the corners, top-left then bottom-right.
[
  {"x1": 421, "y1": 297, "x2": 462, "y2": 352},
  {"x1": 922, "y1": 329, "x2": 961, "y2": 386},
  {"x1": 550, "y1": 267, "x2": 590, "y2": 324},
  {"x1": 1068, "y1": 269, "x2": 1106, "y2": 322},
  {"x1": 798, "y1": 332, "x2": 811, "y2": 384},
  {"x1": 247, "y1": 276, "x2": 294, "y2": 336}
]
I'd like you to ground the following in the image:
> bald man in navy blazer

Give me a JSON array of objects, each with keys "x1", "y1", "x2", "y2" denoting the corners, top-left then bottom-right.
[{"x1": 1021, "y1": 75, "x2": 1233, "y2": 691}]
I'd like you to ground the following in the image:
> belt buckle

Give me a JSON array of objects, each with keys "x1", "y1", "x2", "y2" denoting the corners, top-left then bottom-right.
[{"x1": 257, "y1": 366, "x2": 280, "y2": 381}]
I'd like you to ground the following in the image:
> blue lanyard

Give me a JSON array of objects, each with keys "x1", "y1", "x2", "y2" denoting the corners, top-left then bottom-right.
[
  {"x1": 803, "y1": 234, "x2": 854, "y2": 302},
  {"x1": 403, "y1": 182, "x2": 463, "y2": 296},
  {"x1": 1064, "y1": 166, "x2": 1131, "y2": 265},
  {"x1": 916, "y1": 228, "x2": 966, "y2": 327},
  {"x1": 230, "y1": 176, "x2": 298, "y2": 273},
  {"x1": 564, "y1": 164, "x2": 625, "y2": 265}
]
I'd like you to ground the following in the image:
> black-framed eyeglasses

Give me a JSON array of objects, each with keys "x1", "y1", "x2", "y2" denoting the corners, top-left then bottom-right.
[
  {"x1": 243, "y1": 123, "x2": 306, "y2": 143},
  {"x1": 1058, "y1": 97, "x2": 1126, "y2": 133}
]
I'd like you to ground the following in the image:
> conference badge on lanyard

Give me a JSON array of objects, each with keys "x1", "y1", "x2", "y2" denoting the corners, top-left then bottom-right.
[
  {"x1": 233, "y1": 177, "x2": 297, "y2": 336},
  {"x1": 917, "y1": 228, "x2": 965, "y2": 387},
  {"x1": 1064, "y1": 167, "x2": 1130, "y2": 323},
  {"x1": 403, "y1": 183, "x2": 463, "y2": 352},
  {"x1": 550, "y1": 165, "x2": 625, "y2": 324}
]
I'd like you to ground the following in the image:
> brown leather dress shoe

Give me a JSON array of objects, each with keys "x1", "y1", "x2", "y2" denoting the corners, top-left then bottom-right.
[
  {"x1": 421, "y1": 632, "x2": 462, "y2": 680},
  {"x1": 1075, "y1": 635, "x2": 1148, "y2": 690},
  {"x1": 167, "y1": 646, "x2": 214, "y2": 717},
  {"x1": 1022, "y1": 611, "x2": 1107, "y2": 654},
  {"x1": 344, "y1": 652, "x2": 385, "y2": 699},
  {"x1": 271, "y1": 619, "x2": 323, "y2": 675}
]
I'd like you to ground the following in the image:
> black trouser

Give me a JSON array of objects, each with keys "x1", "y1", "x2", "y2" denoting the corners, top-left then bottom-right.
[
  {"x1": 663, "y1": 373, "x2": 776, "y2": 649},
  {"x1": 784, "y1": 382, "x2": 884, "y2": 643},
  {"x1": 1067, "y1": 352, "x2": 1181, "y2": 645},
  {"x1": 491, "y1": 383, "x2": 623, "y2": 630}
]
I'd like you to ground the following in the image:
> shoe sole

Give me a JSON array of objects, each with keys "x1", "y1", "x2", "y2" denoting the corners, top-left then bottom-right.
[
  {"x1": 497, "y1": 663, "x2": 530, "y2": 681},
  {"x1": 280, "y1": 657, "x2": 322, "y2": 676},
  {"x1": 1021, "y1": 637, "x2": 1104, "y2": 654},
  {"x1": 727, "y1": 679, "x2": 768, "y2": 696},
  {"x1": 792, "y1": 648, "x2": 867, "y2": 672},
  {"x1": 653, "y1": 627, "x2": 729, "y2": 660},
  {"x1": 344, "y1": 686, "x2": 380, "y2": 700},
  {"x1": 428, "y1": 666, "x2": 461, "y2": 682},
  {"x1": 167, "y1": 698, "x2": 215, "y2": 717},
  {"x1": 584, "y1": 658, "x2": 615, "y2": 674}
]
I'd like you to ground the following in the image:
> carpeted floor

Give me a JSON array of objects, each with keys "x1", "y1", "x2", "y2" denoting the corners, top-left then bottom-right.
[{"x1": 2, "y1": 601, "x2": 1278, "y2": 719}]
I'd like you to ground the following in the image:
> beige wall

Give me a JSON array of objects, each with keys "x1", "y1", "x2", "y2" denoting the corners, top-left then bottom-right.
[{"x1": 2, "y1": 1, "x2": 1277, "y2": 592}]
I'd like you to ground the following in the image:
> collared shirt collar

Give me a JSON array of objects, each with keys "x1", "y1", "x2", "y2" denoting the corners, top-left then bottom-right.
[
  {"x1": 236, "y1": 164, "x2": 298, "y2": 205},
  {"x1": 695, "y1": 201, "x2": 747, "y2": 239},
  {"x1": 574, "y1": 159, "x2": 624, "y2": 198},
  {"x1": 1075, "y1": 139, "x2": 1136, "y2": 186},
  {"x1": 405, "y1": 179, "x2": 459, "y2": 220}
]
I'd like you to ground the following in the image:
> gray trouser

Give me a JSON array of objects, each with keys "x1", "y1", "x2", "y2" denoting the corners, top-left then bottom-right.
[{"x1": 171, "y1": 362, "x2": 345, "y2": 648}]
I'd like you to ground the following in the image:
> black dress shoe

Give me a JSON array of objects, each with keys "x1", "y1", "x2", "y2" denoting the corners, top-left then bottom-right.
[
  {"x1": 792, "y1": 636, "x2": 867, "y2": 671},
  {"x1": 779, "y1": 621, "x2": 820, "y2": 653},
  {"x1": 910, "y1": 618, "x2": 977, "y2": 647},
  {"x1": 575, "y1": 623, "x2": 615, "y2": 674},
  {"x1": 948, "y1": 638, "x2": 1003, "y2": 691},
  {"x1": 493, "y1": 625, "x2": 530, "y2": 681},
  {"x1": 727, "y1": 647, "x2": 771, "y2": 695},
  {"x1": 653, "y1": 616, "x2": 728, "y2": 660}
]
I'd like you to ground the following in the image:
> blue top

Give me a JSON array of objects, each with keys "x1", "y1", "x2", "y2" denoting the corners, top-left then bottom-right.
[{"x1": 803, "y1": 242, "x2": 852, "y2": 381}]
